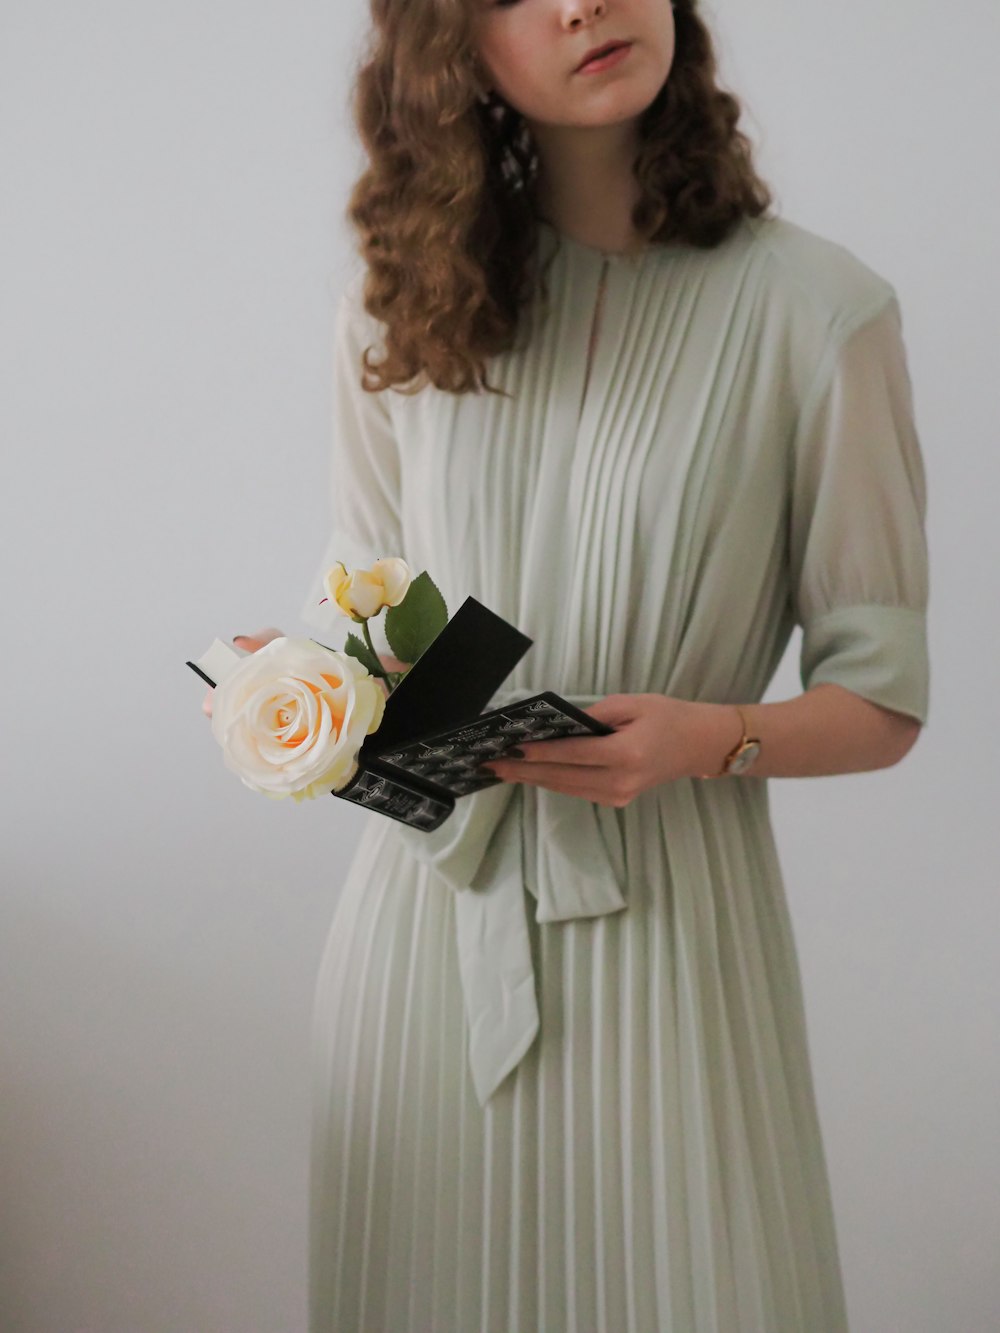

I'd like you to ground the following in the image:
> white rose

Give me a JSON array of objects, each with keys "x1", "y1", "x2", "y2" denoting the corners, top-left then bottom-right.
[
  {"x1": 322, "y1": 557, "x2": 412, "y2": 620},
  {"x1": 210, "y1": 636, "x2": 385, "y2": 801}
]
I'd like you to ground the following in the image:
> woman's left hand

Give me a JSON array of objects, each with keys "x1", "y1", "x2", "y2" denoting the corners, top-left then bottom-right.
[{"x1": 479, "y1": 693, "x2": 720, "y2": 806}]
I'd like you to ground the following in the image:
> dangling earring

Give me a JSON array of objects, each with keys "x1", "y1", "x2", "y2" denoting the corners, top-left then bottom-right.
[{"x1": 472, "y1": 58, "x2": 499, "y2": 107}]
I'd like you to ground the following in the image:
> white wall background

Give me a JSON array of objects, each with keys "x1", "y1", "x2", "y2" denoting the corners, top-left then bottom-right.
[{"x1": 2, "y1": 1, "x2": 996, "y2": 1329}]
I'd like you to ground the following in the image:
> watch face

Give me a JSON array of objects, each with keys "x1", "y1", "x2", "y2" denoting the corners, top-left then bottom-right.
[{"x1": 729, "y1": 741, "x2": 761, "y2": 774}]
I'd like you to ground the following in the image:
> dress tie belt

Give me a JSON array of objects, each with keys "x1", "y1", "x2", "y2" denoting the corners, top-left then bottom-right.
[{"x1": 389, "y1": 687, "x2": 628, "y2": 1108}]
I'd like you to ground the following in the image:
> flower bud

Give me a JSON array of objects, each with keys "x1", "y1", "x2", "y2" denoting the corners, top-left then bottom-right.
[{"x1": 322, "y1": 558, "x2": 412, "y2": 621}]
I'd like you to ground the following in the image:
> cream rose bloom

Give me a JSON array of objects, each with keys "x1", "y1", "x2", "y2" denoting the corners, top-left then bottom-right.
[
  {"x1": 210, "y1": 637, "x2": 385, "y2": 801},
  {"x1": 322, "y1": 557, "x2": 412, "y2": 621}
]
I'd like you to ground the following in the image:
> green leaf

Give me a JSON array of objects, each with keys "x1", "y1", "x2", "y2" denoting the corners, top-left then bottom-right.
[
  {"x1": 342, "y1": 631, "x2": 383, "y2": 678},
  {"x1": 384, "y1": 570, "x2": 448, "y2": 664}
]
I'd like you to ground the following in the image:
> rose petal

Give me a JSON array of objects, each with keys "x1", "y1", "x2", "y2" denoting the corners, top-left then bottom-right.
[
  {"x1": 372, "y1": 557, "x2": 413, "y2": 606},
  {"x1": 210, "y1": 637, "x2": 381, "y2": 799}
]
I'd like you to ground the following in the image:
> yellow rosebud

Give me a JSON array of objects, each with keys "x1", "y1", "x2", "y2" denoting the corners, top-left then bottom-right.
[{"x1": 322, "y1": 558, "x2": 412, "y2": 621}]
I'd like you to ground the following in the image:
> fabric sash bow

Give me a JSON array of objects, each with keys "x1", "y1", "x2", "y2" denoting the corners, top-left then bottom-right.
[{"x1": 389, "y1": 688, "x2": 628, "y2": 1109}]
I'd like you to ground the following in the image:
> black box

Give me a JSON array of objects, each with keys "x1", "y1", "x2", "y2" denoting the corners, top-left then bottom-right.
[{"x1": 188, "y1": 595, "x2": 613, "y2": 832}]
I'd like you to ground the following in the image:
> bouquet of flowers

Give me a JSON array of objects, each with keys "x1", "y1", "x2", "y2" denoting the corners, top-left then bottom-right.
[{"x1": 203, "y1": 558, "x2": 448, "y2": 802}]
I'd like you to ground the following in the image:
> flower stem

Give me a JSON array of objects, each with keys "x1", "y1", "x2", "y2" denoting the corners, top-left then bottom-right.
[{"x1": 360, "y1": 617, "x2": 392, "y2": 686}]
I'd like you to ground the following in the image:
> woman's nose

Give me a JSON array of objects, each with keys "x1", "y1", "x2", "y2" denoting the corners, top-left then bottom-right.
[{"x1": 561, "y1": 0, "x2": 607, "y2": 32}]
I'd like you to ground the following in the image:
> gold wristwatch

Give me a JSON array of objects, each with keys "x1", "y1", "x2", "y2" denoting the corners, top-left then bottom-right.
[{"x1": 700, "y1": 705, "x2": 761, "y2": 778}]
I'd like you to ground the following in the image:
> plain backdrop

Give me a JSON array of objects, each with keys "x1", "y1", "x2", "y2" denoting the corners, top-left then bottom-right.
[{"x1": 2, "y1": 1, "x2": 997, "y2": 1329}]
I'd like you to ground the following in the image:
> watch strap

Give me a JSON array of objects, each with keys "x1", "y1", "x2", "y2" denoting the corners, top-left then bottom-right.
[{"x1": 699, "y1": 705, "x2": 761, "y2": 779}]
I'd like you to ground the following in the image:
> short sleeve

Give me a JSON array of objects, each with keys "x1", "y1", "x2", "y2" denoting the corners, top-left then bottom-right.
[
  {"x1": 789, "y1": 293, "x2": 931, "y2": 725},
  {"x1": 299, "y1": 274, "x2": 404, "y2": 635}
]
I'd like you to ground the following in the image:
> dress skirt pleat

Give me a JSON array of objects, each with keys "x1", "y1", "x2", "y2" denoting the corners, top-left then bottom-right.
[{"x1": 309, "y1": 793, "x2": 850, "y2": 1333}]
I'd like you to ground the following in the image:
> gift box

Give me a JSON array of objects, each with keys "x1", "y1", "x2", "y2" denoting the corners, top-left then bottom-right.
[{"x1": 188, "y1": 595, "x2": 612, "y2": 831}]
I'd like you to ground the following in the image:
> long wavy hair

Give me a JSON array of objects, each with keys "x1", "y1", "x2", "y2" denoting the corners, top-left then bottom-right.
[{"x1": 347, "y1": 0, "x2": 774, "y2": 397}]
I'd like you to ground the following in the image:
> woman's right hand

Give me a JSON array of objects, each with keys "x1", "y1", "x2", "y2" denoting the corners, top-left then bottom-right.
[{"x1": 202, "y1": 627, "x2": 285, "y2": 718}]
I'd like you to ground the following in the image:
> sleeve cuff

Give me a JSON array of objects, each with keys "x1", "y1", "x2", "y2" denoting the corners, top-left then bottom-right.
[{"x1": 800, "y1": 603, "x2": 930, "y2": 725}]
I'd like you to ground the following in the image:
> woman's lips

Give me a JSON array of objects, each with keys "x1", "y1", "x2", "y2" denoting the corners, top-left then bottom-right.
[{"x1": 575, "y1": 42, "x2": 633, "y2": 75}]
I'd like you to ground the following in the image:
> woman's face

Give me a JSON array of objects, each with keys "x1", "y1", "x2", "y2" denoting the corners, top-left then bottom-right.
[{"x1": 472, "y1": 0, "x2": 675, "y2": 132}]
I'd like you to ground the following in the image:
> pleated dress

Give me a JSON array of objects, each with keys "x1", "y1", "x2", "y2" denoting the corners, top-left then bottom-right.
[{"x1": 299, "y1": 214, "x2": 931, "y2": 1333}]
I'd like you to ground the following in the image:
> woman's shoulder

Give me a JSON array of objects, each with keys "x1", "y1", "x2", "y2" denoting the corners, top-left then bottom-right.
[
  {"x1": 738, "y1": 213, "x2": 898, "y2": 338},
  {"x1": 332, "y1": 266, "x2": 393, "y2": 367},
  {"x1": 336, "y1": 267, "x2": 378, "y2": 331}
]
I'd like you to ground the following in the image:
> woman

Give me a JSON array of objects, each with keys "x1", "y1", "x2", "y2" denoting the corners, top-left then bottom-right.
[{"x1": 230, "y1": 0, "x2": 930, "y2": 1327}]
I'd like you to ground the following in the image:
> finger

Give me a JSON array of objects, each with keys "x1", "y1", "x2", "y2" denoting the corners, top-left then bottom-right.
[
  {"x1": 583, "y1": 695, "x2": 644, "y2": 727},
  {"x1": 202, "y1": 690, "x2": 213, "y2": 718},
  {"x1": 243, "y1": 626, "x2": 284, "y2": 645},
  {"x1": 378, "y1": 653, "x2": 410, "y2": 673},
  {"x1": 510, "y1": 733, "x2": 618, "y2": 766},
  {"x1": 233, "y1": 626, "x2": 284, "y2": 651},
  {"x1": 486, "y1": 764, "x2": 607, "y2": 803},
  {"x1": 485, "y1": 758, "x2": 614, "y2": 786}
]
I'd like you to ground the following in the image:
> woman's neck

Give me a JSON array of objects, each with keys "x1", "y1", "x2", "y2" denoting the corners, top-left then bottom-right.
[{"x1": 531, "y1": 119, "x2": 645, "y2": 256}]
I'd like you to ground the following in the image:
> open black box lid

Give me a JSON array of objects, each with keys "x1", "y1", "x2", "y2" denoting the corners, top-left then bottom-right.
[{"x1": 360, "y1": 594, "x2": 533, "y2": 753}]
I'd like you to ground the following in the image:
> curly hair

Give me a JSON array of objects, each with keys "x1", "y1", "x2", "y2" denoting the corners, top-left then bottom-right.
[{"x1": 346, "y1": 0, "x2": 774, "y2": 397}]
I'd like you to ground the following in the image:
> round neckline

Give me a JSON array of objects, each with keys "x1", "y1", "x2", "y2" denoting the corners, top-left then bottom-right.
[{"x1": 537, "y1": 217, "x2": 658, "y2": 265}]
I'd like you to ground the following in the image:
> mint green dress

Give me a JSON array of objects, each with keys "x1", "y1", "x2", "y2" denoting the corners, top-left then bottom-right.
[{"x1": 300, "y1": 215, "x2": 930, "y2": 1332}]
